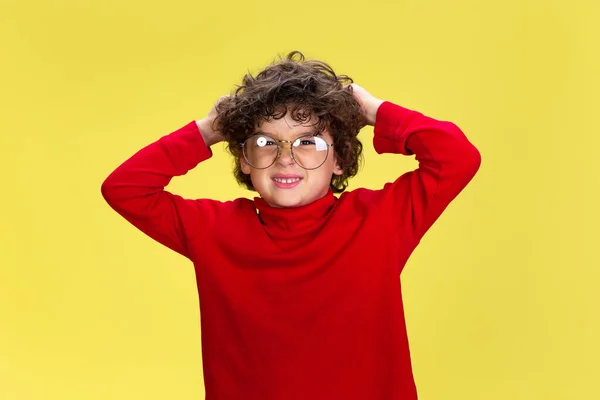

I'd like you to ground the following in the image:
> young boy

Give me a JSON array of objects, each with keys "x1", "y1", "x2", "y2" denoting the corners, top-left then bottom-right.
[{"x1": 101, "y1": 51, "x2": 481, "y2": 399}]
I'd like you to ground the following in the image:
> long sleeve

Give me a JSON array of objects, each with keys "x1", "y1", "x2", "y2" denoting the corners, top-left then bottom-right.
[
  {"x1": 101, "y1": 121, "x2": 214, "y2": 259},
  {"x1": 372, "y1": 101, "x2": 482, "y2": 247}
]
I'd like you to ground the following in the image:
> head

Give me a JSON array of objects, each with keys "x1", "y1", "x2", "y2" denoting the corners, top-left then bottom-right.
[{"x1": 214, "y1": 51, "x2": 365, "y2": 208}]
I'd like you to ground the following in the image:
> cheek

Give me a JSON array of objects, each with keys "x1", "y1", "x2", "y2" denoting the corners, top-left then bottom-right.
[
  {"x1": 306, "y1": 160, "x2": 335, "y2": 184},
  {"x1": 250, "y1": 169, "x2": 271, "y2": 188}
]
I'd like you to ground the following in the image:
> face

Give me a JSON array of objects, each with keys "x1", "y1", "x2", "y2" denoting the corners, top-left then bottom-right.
[{"x1": 240, "y1": 112, "x2": 343, "y2": 208}]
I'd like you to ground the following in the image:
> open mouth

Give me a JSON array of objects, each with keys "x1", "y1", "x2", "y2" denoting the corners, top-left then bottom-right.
[
  {"x1": 272, "y1": 177, "x2": 301, "y2": 184},
  {"x1": 271, "y1": 176, "x2": 303, "y2": 188}
]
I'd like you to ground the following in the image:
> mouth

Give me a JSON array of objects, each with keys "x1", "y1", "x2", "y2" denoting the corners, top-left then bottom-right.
[{"x1": 271, "y1": 175, "x2": 303, "y2": 189}]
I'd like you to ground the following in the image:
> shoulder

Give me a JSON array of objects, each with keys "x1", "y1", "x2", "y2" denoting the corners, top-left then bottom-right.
[
  {"x1": 338, "y1": 185, "x2": 391, "y2": 206},
  {"x1": 336, "y1": 186, "x2": 386, "y2": 214},
  {"x1": 337, "y1": 175, "x2": 413, "y2": 213},
  {"x1": 188, "y1": 196, "x2": 255, "y2": 215},
  {"x1": 182, "y1": 196, "x2": 256, "y2": 238}
]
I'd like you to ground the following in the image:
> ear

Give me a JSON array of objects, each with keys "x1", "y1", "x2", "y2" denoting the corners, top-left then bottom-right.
[
  {"x1": 240, "y1": 156, "x2": 251, "y2": 175},
  {"x1": 332, "y1": 159, "x2": 344, "y2": 176}
]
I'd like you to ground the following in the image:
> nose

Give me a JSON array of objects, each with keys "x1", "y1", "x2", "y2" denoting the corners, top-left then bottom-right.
[{"x1": 276, "y1": 142, "x2": 295, "y2": 166}]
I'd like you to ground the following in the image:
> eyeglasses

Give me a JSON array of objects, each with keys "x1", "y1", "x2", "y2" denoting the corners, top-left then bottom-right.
[{"x1": 240, "y1": 133, "x2": 334, "y2": 170}]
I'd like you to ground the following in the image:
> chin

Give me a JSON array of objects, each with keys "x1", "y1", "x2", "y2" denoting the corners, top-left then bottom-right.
[
  {"x1": 256, "y1": 179, "x2": 329, "y2": 208},
  {"x1": 266, "y1": 193, "x2": 307, "y2": 208}
]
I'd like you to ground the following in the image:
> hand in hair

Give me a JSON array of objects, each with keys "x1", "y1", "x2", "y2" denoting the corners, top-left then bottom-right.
[
  {"x1": 196, "y1": 96, "x2": 229, "y2": 147},
  {"x1": 347, "y1": 84, "x2": 384, "y2": 126}
]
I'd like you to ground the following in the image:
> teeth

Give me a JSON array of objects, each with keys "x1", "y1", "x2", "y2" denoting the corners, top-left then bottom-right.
[{"x1": 273, "y1": 177, "x2": 301, "y2": 184}]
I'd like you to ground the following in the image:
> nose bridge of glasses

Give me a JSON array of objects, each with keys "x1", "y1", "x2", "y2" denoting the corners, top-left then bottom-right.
[{"x1": 277, "y1": 139, "x2": 295, "y2": 157}]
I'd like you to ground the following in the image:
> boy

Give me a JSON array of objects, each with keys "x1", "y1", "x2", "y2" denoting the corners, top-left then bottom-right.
[{"x1": 101, "y1": 51, "x2": 481, "y2": 399}]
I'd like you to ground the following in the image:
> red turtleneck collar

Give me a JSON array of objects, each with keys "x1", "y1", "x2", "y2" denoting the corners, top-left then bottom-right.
[{"x1": 252, "y1": 189, "x2": 337, "y2": 238}]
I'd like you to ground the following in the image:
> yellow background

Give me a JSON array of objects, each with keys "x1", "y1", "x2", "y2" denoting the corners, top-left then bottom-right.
[{"x1": 1, "y1": 0, "x2": 598, "y2": 398}]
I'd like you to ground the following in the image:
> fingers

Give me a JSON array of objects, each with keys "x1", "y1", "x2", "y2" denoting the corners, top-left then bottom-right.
[{"x1": 216, "y1": 95, "x2": 230, "y2": 106}]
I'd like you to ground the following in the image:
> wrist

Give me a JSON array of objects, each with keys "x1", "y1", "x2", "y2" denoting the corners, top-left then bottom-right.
[
  {"x1": 367, "y1": 99, "x2": 385, "y2": 126},
  {"x1": 196, "y1": 118, "x2": 222, "y2": 147}
]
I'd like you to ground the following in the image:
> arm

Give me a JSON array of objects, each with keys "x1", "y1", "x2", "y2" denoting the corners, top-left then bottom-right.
[
  {"x1": 101, "y1": 112, "x2": 224, "y2": 259},
  {"x1": 350, "y1": 84, "x2": 481, "y2": 245},
  {"x1": 373, "y1": 101, "x2": 482, "y2": 244}
]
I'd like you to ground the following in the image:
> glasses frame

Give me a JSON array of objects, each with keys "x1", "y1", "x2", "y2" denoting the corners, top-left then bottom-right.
[{"x1": 240, "y1": 133, "x2": 334, "y2": 170}]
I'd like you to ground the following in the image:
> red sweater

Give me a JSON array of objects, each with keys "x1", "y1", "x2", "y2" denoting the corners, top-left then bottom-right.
[{"x1": 101, "y1": 101, "x2": 481, "y2": 399}]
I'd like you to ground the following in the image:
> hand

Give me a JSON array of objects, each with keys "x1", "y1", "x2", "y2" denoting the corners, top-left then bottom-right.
[
  {"x1": 348, "y1": 84, "x2": 384, "y2": 126},
  {"x1": 196, "y1": 96, "x2": 228, "y2": 147}
]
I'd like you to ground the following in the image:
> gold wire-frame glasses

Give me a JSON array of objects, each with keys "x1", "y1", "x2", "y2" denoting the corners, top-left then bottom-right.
[{"x1": 240, "y1": 133, "x2": 334, "y2": 170}]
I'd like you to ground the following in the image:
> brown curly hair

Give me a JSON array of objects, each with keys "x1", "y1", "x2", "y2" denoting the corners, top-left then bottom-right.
[{"x1": 213, "y1": 51, "x2": 365, "y2": 193}]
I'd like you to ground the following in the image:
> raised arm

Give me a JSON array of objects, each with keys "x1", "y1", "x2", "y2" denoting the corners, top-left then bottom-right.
[
  {"x1": 101, "y1": 105, "x2": 224, "y2": 259},
  {"x1": 350, "y1": 84, "x2": 481, "y2": 246},
  {"x1": 372, "y1": 100, "x2": 481, "y2": 244}
]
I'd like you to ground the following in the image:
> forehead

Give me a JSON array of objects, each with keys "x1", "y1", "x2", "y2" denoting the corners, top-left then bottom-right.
[{"x1": 254, "y1": 112, "x2": 329, "y2": 139}]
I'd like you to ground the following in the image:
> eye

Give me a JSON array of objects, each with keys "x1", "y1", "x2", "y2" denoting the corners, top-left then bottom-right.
[
  {"x1": 293, "y1": 137, "x2": 316, "y2": 147},
  {"x1": 256, "y1": 136, "x2": 275, "y2": 147}
]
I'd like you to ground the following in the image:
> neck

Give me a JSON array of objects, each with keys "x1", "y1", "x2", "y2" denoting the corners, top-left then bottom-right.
[{"x1": 253, "y1": 190, "x2": 337, "y2": 234}]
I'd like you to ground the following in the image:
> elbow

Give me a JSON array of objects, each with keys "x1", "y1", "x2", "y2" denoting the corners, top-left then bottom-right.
[
  {"x1": 448, "y1": 123, "x2": 482, "y2": 179},
  {"x1": 458, "y1": 142, "x2": 482, "y2": 185},
  {"x1": 467, "y1": 143, "x2": 482, "y2": 173},
  {"x1": 450, "y1": 122, "x2": 482, "y2": 175},
  {"x1": 100, "y1": 173, "x2": 118, "y2": 206}
]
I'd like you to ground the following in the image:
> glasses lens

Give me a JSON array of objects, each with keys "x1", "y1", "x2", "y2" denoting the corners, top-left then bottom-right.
[
  {"x1": 243, "y1": 134, "x2": 278, "y2": 168},
  {"x1": 292, "y1": 135, "x2": 329, "y2": 169}
]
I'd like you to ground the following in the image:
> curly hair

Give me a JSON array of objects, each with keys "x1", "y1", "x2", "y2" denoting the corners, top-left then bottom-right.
[{"x1": 213, "y1": 51, "x2": 365, "y2": 193}]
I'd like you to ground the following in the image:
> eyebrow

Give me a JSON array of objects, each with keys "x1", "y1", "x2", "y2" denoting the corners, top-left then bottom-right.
[{"x1": 254, "y1": 130, "x2": 321, "y2": 138}]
